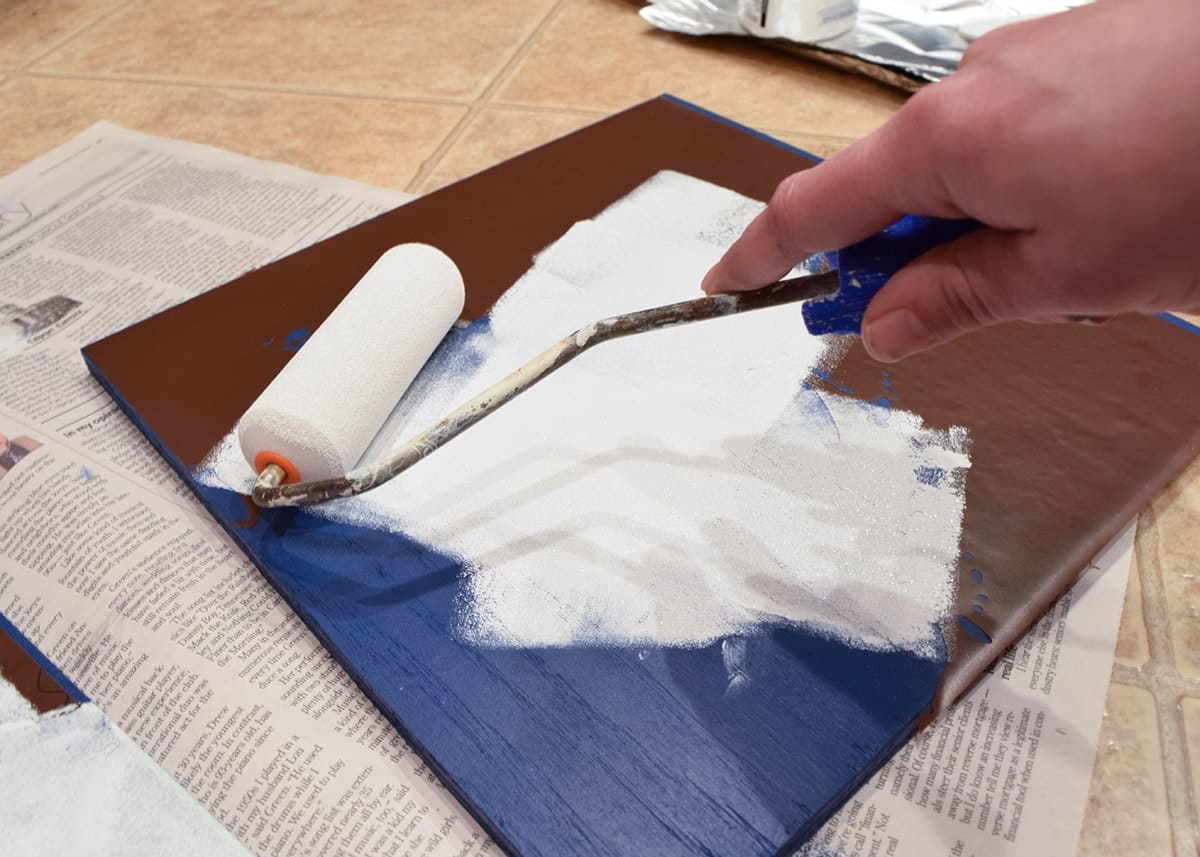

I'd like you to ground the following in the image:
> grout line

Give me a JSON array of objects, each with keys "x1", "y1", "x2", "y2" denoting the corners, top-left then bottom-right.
[
  {"x1": 22, "y1": 69, "x2": 477, "y2": 108},
  {"x1": 472, "y1": 0, "x2": 571, "y2": 109},
  {"x1": 404, "y1": 0, "x2": 571, "y2": 194},
  {"x1": 1111, "y1": 660, "x2": 1200, "y2": 696},
  {"x1": 15, "y1": 0, "x2": 140, "y2": 73},
  {"x1": 469, "y1": 100, "x2": 609, "y2": 119},
  {"x1": 1134, "y1": 502, "x2": 1199, "y2": 857}
]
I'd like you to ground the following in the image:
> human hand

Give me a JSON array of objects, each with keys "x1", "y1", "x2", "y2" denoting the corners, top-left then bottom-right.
[{"x1": 702, "y1": 0, "x2": 1200, "y2": 361}]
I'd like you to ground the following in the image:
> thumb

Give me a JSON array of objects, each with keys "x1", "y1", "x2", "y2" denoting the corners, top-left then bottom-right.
[{"x1": 860, "y1": 228, "x2": 1043, "y2": 362}]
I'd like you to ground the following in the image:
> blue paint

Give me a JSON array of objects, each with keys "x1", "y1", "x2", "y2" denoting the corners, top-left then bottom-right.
[
  {"x1": 809, "y1": 367, "x2": 854, "y2": 396},
  {"x1": 261, "y1": 337, "x2": 274, "y2": 347},
  {"x1": 914, "y1": 465, "x2": 946, "y2": 487},
  {"x1": 957, "y1": 614, "x2": 992, "y2": 645},
  {"x1": 977, "y1": 593, "x2": 988, "y2": 602},
  {"x1": 962, "y1": 551, "x2": 974, "y2": 560},
  {"x1": 79, "y1": 466, "x2": 93, "y2": 481},
  {"x1": 859, "y1": 397, "x2": 892, "y2": 426},
  {"x1": 795, "y1": 384, "x2": 842, "y2": 442},
  {"x1": 191, "y1": 482, "x2": 946, "y2": 857},
  {"x1": 969, "y1": 568, "x2": 984, "y2": 583},
  {"x1": 0, "y1": 609, "x2": 88, "y2": 703},
  {"x1": 972, "y1": 604, "x2": 984, "y2": 613},
  {"x1": 282, "y1": 327, "x2": 310, "y2": 352}
]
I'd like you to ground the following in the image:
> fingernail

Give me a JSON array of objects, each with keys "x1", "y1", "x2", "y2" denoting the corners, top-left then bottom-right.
[
  {"x1": 862, "y1": 308, "x2": 934, "y2": 363},
  {"x1": 700, "y1": 269, "x2": 725, "y2": 295}
]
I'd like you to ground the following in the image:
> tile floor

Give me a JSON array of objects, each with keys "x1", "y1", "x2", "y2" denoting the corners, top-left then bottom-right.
[{"x1": 1, "y1": 1, "x2": 1196, "y2": 855}]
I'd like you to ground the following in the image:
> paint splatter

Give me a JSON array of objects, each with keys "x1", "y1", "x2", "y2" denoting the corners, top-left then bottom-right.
[
  {"x1": 282, "y1": 327, "x2": 310, "y2": 351},
  {"x1": 957, "y1": 614, "x2": 992, "y2": 644}
]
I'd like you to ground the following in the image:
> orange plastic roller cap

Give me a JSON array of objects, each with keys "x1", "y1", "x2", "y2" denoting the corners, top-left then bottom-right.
[{"x1": 254, "y1": 451, "x2": 302, "y2": 485}]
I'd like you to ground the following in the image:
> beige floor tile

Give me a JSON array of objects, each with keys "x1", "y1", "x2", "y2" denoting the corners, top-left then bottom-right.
[
  {"x1": 0, "y1": 0, "x2": 125, "y2": 70},
  {"x1": 1114, "y1": 546, "x2": 1151, "y2": 668},
  {"x1": 1147, "y1": 456, "x2": 1200, "y2": 679},
  {"x1": 416, "y1": 106, "x2": 602, "y2": 193},
  {"x1": 497, "y1": 0, "x2": 906, "y2": 138},
  {"x1": 1077, "y1": 684, "x2": 1173, "y2": 857},
  {"x1": 0, "y1": 77, "x2": 463, "y2": 190},
  {"x1": 1183, "y1": 697, "x2": 1200, "y2": 826},
  {"x1": 35, "y1": 0, "x2": 557, "y2": 100}
]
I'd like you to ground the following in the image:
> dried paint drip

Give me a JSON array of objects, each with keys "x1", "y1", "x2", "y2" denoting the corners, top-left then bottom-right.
[{"x1": 200, "y1": 172, "x2": 971, "y2": 656}]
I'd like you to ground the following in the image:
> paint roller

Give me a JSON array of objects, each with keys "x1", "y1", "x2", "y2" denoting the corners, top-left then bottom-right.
[{"x1": 244, "y1": 216, "x2": 980, "y2": 508}]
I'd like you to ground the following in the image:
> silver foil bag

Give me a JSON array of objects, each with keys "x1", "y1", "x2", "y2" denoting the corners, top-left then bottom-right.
[{"x1": 641, "y1": 0, "x2": 1085, "y2": 86}]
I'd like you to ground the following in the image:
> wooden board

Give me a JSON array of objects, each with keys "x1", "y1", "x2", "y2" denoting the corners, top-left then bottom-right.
[{"x1": 83, "y1": 96, "x2": 1200, "y2": 856}]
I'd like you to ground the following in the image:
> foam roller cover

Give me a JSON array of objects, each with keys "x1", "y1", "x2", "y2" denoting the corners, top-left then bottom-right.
[{"x1": 238, "y1": 243, "x2": 465, "y2": 483}]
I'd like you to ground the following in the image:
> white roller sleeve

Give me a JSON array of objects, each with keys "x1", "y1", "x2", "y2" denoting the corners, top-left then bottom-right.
[{"x1": 238, "y1": 243, "x2": 465, "y2": 482}]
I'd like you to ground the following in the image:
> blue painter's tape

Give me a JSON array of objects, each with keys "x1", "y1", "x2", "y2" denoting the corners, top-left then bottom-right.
[{"x1": 803, "y1": 215, "x2": 983, "y2": 336}]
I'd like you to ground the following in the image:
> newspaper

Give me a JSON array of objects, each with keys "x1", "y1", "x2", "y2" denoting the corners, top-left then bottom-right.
[
  {"x1": 799, "y1": 526, "x2": 1132, "y2": 857},
  {"x1": 0, "y1": 124, "x2": 1130, "y2": 857},
  {"x1": 0, "y1": 124, "x2": 492, "y2": 857}
]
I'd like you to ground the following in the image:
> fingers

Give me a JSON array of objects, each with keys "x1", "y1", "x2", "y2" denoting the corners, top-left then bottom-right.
[
  {"x1": 702, "y1": 144, "x2": 903, "y2": 294},
  {"x1": 702, "y1": 86, "x2": 970, "y2": 295},
  {"x1": 860, "y1": 228, "x2": 1040, "y2": 362}
]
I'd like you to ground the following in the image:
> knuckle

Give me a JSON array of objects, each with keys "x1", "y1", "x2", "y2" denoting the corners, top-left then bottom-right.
[
  {"x1": 889, "y1": 87, "x2": 967, "y2": 210},
  {"x1": 961, "y1": 28, "x2": 1004, "y2": 66},
  {"x1": 767, "y1": 171, "x2": 807, "y2": 218},
  {"x1": 897, "y1": 84, "x2": 954, "y2": 139},
  {"x1": 763, "y1": 173, "x2": 813, "y2": 257},
  {"x1": 933, "y1": 255, "x2": 1010, "y2": 333}
]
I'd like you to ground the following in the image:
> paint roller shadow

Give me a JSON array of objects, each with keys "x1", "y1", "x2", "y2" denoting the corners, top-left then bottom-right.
[
  {"x1": 700, "y1": 513, "x2": 946, "y2": 654},
  {"x1": 374, "y1": 435, "x2": 750, "y2": 542},
  {"x1": 390, "y1": 424, "x2": 957, "y2": 648},
  {"x1": 206, "y1": 488, "x2": 465, "y2": 612},
  {"x1": 451, "y1": 501, "x2": 940, "y2": 656}
]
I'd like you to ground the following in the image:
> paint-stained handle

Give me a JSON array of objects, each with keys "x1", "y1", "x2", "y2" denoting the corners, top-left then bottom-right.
[{"x1": 802, "y1": 215, "x2": 983, "y2": 336}]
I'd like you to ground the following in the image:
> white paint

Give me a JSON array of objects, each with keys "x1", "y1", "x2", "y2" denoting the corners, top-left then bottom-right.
[
  {"x1": 237, "y1": 243, "x2": 464, "y2": 482},
  {"x1": 202, "y1": 171, "x2": 970, "y2": 655},
  {"x1": 0, "y1": 689, "x2": 249, "y2": 856}
]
